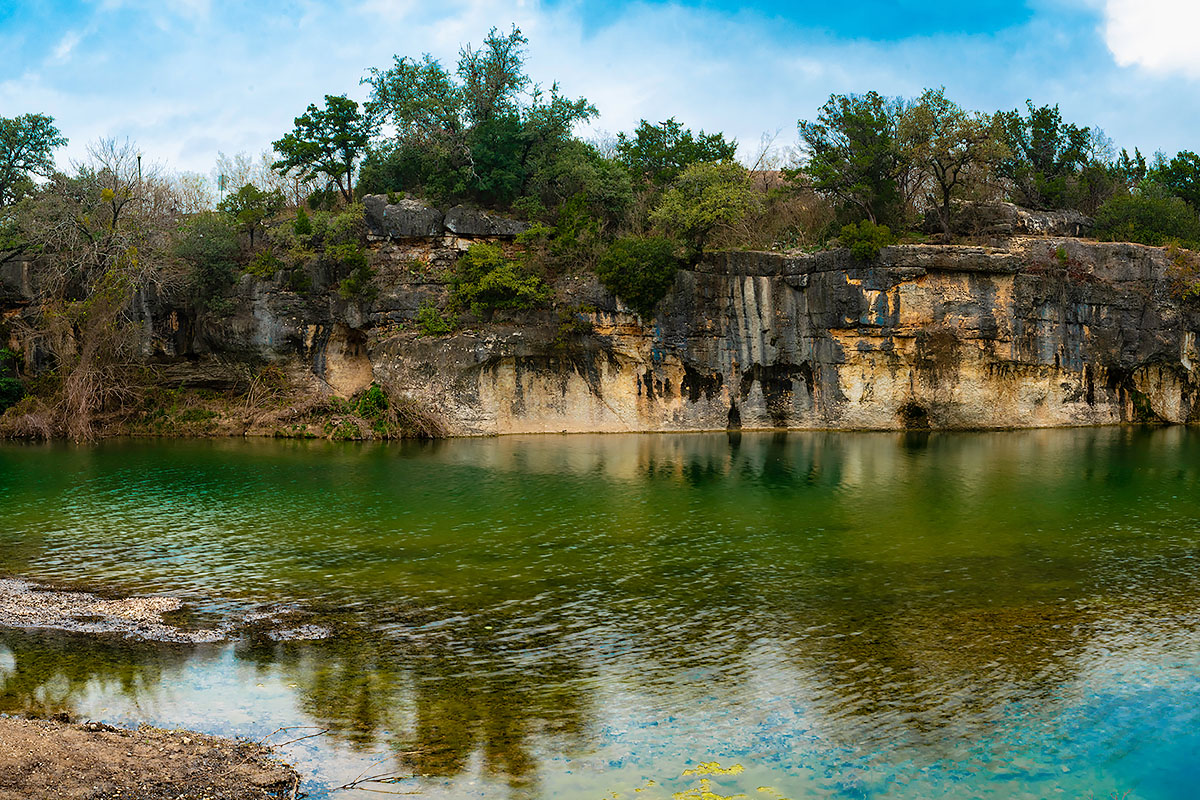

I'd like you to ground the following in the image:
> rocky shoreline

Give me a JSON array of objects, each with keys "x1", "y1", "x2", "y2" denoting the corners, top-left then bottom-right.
[{"x1": 0, "y1": 578, "x2": 331, "y2": 643}]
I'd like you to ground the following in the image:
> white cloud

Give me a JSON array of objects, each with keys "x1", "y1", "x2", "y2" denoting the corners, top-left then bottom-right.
[
  {"x1": 52, "y1": 31, "x2": 82, "y2": 62},
  {"x1": 1103, "y1": 0, "x2": 1200, "y2": 78}
]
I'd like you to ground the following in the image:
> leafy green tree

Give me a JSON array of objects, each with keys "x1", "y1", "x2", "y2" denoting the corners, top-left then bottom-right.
[
  {"x1": 1114, "y1": 148, "x2": 1148, "y2": 191},
  {"x1": 994, "y1": 101, "x2": 1090, "y2": 209},
  {"x1": 615, "y1": 118, "x2": 738, "y2": 186},
  {"x1": 899, "y1": 87, "x2": 1005, "y2": 235},
  {"x1": 522, "y1": 139, "x2": 633, "y2": 226},
  {"x1": 793, "y1": 91, "x2": 908, "y2": 226},
  {"x1": 272, "y1": 95, "x2": 374, "y2": 204},
  {"x1": 363, "y1": 26, "x2": 596, "y2": 208},
  {"x1": 0, "y1": 113, "x2": 67, "y2": 208},
  {"x1": 650, "y1": 161, "x2": 758, "y2": 250},
  {"x1": 218, "y1": 183, "x2": 284, "y2": 246},
  {"x1": 1150, "y1": 150, "x2": 1200, "y2": 210},
  {"x1": 595, "y1": 236, "x2": 681, "y2": 318}
]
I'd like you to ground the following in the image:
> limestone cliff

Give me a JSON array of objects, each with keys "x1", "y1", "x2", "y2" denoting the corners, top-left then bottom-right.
[
  {"x1": 4, "y1": 233, "x2": 1199, "y2": 435},
  {"x1": 367, "y1": 238, "x2": 1199, "y2": 433}
]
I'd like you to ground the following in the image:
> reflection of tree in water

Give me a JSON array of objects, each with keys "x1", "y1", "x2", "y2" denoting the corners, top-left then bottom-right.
[
  {"x1": 401, "y1": 644, "x2": 589, "y2": 796},
  {"x1": 240, "y1": 622, "x2": 592, "y2": 797},
  {"x1": 0, "y1": 629, "x2": 189, "y2": 718}
]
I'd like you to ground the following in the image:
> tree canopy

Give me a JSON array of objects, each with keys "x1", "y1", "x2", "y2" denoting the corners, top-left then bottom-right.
[
  {"x1": 361, "y1": 25, "x2": 597, "y2": 208},
  {"x1": 994, "y1": 101, "x2": 1091, "y2": 209},
  {"x1": 0, "y1": 113, "x2": 67, "y2": 208},
  {"x1": 794, "y1": 91, "x2": 908, "y2": 226},
  {"x1": 615, "y1": 118, "x2": 738, "y2": 186},
  {"x1": 272, "y1": 95, "x2": 374, "y2": 203}
]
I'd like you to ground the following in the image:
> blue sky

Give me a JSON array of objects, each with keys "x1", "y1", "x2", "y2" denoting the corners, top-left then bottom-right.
[{"x1": 1, "y1": 0, "x2": 1198, "y2": 175}]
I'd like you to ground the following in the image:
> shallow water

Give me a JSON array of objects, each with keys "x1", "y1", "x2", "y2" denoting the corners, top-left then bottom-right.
[{"x1": 2, "y1": 429, "x2": 1200, "y2": 798}]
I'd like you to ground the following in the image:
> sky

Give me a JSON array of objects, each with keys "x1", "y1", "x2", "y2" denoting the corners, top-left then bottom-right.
[{"x1": 1, "y1": 0, "x2": 1199, "y2": 177}]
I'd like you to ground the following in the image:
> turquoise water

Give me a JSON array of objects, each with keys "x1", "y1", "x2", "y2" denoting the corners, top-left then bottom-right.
[{"x1": 2, "y1": 429, "x2": 1200, "y2": 798}]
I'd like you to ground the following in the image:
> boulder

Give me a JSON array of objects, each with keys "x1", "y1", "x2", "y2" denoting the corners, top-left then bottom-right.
[
  {"x1": 363, "y1": 195, "x2": 444, "y2": 239},
  {"x1": 928, "y1": 202, "x2": 1093, "y2": 238},
  {"x1": 443, "y1": 205, "x2": 529, "y2": 238}
]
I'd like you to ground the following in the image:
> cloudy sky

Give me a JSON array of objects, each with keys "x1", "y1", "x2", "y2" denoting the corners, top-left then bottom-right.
[{"x1": 1, "y1": 0, "x2": 1197, "y2": 175}]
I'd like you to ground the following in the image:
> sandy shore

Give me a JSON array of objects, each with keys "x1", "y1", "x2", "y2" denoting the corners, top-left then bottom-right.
[{"x1": 0, "y1": 716, "x2": 299, "y2": 800}]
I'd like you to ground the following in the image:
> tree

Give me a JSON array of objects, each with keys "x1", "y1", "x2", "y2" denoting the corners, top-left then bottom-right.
[
  {"x1": 272, "y1": 95, "x2": 374, "y2": 203},
  {"x1": 218, "y1": 182, "x2": 284, "y2": 246},
  {"x1": 176, "y1": 212, "x2": 241, "y2": 299},
  {"x1": 615, "y1": 118, "x2": 738, "y2": 186},
  {"x1": 994, "y1": 101, "x2": 1090, "y2": 209},
  {"x1": 649, "y1": 161, "x2": 758, "y2": 250},
  {"x1": 9, "y1": 138, "x2": 187, "y2": 438},
  {"x1": 899, "y1": 87, "x2": 1005, "y2": 235},
  {"x1": 793, "y1": 91, "x2": 908, "y2": 226},
  {"x1": 1150, "y1": 150, "x2": 1200, "y2": 211},
  {"x1": 363, "y1": 26, "x2": 596, "y2": 208},
  {"x1": 0, "y1": 113, "x2": 67, "y2": 208}
]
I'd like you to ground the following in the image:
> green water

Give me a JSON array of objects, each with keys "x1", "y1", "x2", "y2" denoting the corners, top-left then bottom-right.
[{"x1": 2, "y1": 429, "x2": 1200, "y2": 798}]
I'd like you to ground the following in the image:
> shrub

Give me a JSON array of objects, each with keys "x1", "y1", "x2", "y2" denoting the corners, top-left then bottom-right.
[
  {"x1": 176, "y1": 212, "x2": 241, "y2": 302},
  {"x1": 839, "y1": 220, "x2": 895, "y2": 262},
  {"x1": 451, "y1": 243, "x2": 550, "y2": 316},
  {"x1": 245, "y1": 251, "x2": 283, "y2": 279},
  {"x1": 357, "y1": 384, "x2": 388, "y2": 418},
  {"x1": 417, "y1": 301, "x2": 456, "y2": 334},
  {"x1": 293, "y1": 206, "x2": 313, "y2": 236},
  {"x1": 650, "y1": 160, "x2": 758, "y2": 250},
  {"x1": 1094, "y1": 190, "x2": 1200, "y2": 247},
  {"x1": 0, "y1": 377, "x2": 23, "y2": 414},
  {"x1": 595, "y1": 236, "x2": 681, "y2": 318},
  {"x1": 333, "y1": 244, "x2": 376, "y2": 301}
]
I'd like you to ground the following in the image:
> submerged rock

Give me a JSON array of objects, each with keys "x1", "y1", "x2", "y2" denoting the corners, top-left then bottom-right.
[{"x1": 0, "y1": 579, "x2": 224, "y2": 643}]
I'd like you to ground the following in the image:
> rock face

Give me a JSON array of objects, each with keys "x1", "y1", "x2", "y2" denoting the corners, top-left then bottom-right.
[
  {"x1": 362, "y1": 196, "x2": 529, "y2": 240},
  {"x1": 6, "y1": 236, "x2": 1200, "y2": 435},
  {"x1": 368, "y1": 238, "x2": 1200, "y2": 434},
  {"x1": 443, "y1": 205, "x2": 530, "y2": 238},
  {"x1": 363, "y1": 195, "x2": 444, "y2": 238}
]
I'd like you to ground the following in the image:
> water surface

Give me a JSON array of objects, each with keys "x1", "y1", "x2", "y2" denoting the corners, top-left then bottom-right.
[{"x1": 2, "y1": 429, "x2": 1199, "y2": 798}]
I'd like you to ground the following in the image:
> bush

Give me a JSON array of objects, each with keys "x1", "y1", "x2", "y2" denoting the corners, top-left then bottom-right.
[
  {"x1": 293, "y1": 206, "x2": 312, "y2": 236},
  {"x1": 595, "y1": 236, "x2": 681, "y2": 318},
  {"x1": 650, "y1": 160, "x2": 758, "y2": 249},
  {"x1": 1094, "y1": 190, "x2": 1200, "y2": 247},
  {"x1": 332, "y1": 244, "x2": 376, "y2": 301},
  {"x1": 451, "y1": 243, "x2": 550, "y2": 316},
  {"x1": 417, "y1": 301, "x2": 456, "y2": 334},
  {"x1": 357, "y1": 384, "x2": 388, "y2": 418},
  {"x1": 245, "y1": 251, "x2": 283, "y2": 279},
  {"x1": 0, "y1": 377, "x2": 23, "y2": 414},
  {"x1": 839, "y1": 220, "x2": 895, "y2": 262},
  {"x1": 176, "y1": 212, "x2": 241, "y2": 301}
]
